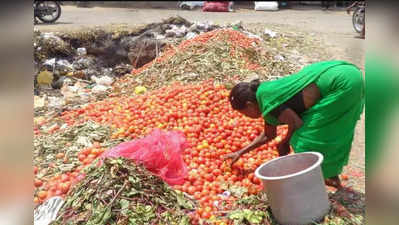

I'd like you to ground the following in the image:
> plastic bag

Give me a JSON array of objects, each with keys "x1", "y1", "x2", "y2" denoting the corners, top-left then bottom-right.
[
  {"x1": 179, "y1": 1, "x2": 205, "y2": 10},
  {"x1": 77, "y1": 47, "x2": 87, "y2": 56},
  {"x1": 34, "y1": 197, "x2": 64, "y2": 225},
  {"x1": 101, "y1": 129, "x2": 188, "y2": 185},
  {"x1": 91, "y1": 84, "x2": 109, "y2": 94},
  {"x1": 202, "y1": 1, "x2": 229, "y2": 12},
  {"x1": 254, "y1": 1, "x2": 279, "y2": 11},
  {"x1": 91, "y1": 75, "x2": 114, "y2": 86}
]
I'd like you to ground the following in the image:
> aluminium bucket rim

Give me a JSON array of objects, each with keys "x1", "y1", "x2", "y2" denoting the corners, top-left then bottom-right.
[{"x1": 255, "y1": 152, "x2": 324, "y2": 181}]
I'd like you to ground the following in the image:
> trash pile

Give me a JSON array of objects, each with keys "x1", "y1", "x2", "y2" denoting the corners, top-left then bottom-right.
[
  {"x1": 34, "y1": 16, "x2": 218, "y2": 74},
  {"x1": 33, "y1": 17, "x2": 355, "y2": 225},
  {"x1": 114, "y1": 28, "x2": 299, "y2": 95},
  {"x1": 33, "y1": 16, "x2": 323, "y2": 108},
  {"x1": 33, "y1": 16, "x2": 224, "y2": 112},
  {"x1": 51, "y1": 158, "x2": 196, "y2": 225}
]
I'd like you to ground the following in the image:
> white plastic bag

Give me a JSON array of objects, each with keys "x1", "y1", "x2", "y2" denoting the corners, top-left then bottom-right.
[
  {"x1": 47, "y1": 96, "x2": 65, "y2": 109},
  {"x1": 92, "y1": 85, "x2": 109, "y2": 94},
  {"x1": 91, "y1": 75, "x2": 114, "y2": 86},
  {"x1": 185, "y1": 32, "x2": 197, "y2": 39},
  {"x1": 34, "y1": 197, "x2": 64, "y2": 225},
  {"x1": 254, "y1": 1, "x2": 279, "y2": 11},
  {"x1": 43, "y1": 58, "x2": 56, "y2": 67},
  {"x1": 77, "y1": 47, "x2": 87, "y2": 56},
  {"x1": 179, "y1": 1, "x2": 204, "y2": 10},
  {"x1": 56, "y1": 60, "x2": 73, "y2": 70},
  {"x1": 264, "y1": 28, "x2": 277, "y2": 38}
]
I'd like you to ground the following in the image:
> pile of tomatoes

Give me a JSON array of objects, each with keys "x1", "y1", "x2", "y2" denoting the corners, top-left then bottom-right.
[
  {"x1": 33, "y1": 144, "x2": 106, "y2": 204},
  {"x1": 34, "y1": 80, "x2": 287, "y2": 222}
]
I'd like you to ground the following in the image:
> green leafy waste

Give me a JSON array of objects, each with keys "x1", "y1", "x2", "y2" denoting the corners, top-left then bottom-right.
[
  {"x1": 33, "y1": 120, "x2": 125, "y2": 178},
  {"x1": 226, "y1": 192, "x2": 364, "y2": 225},
  {"x1": 51, "y1": 158, "x2": 195, "y2": 225}
]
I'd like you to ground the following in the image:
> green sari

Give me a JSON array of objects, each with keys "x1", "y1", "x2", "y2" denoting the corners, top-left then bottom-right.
[{"x1": 256, "y1": 60, "x2": 364, "y2": 178}]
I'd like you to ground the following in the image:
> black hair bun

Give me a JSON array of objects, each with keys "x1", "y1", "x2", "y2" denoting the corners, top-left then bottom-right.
[{"x1": 249, "y1": 79, "x2": 260, "y2": 91}]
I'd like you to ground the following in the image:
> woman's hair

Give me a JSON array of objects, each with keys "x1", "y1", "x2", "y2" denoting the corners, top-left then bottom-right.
[{"x1": 229, "y1": 79, "x2": 261, "y2": 110}]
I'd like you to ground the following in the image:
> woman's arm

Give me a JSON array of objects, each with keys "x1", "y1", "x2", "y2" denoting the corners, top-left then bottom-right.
[
  {"x1": 240, "y1": 122, "x2": 276, "y2": 155},
  {"x1": 276, "y1": 108, "x2": 303, "y2": 156},
  {"x1": 224, "y1": 121, "x2": 276, "y2": 166}
]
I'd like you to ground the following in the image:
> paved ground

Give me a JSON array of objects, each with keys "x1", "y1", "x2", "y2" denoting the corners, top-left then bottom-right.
[{"x1": 35, "y1": 5, "x2": 365, "y2": 191}]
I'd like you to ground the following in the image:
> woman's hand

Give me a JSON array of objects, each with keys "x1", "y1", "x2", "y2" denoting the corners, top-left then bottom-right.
[
  {"x1": 223, "y1": 151, "x2": 243, "y2": 167},
  {"x1": 277, "y1": 141, "x2": 291, "y2": 156}
]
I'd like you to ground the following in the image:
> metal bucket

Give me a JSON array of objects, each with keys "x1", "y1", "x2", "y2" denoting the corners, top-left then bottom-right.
[{"x1": 255, "y1": 152, "x2": 330, "y2": 225}]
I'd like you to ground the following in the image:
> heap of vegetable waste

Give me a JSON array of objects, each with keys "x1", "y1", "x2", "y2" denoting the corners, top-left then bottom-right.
[
  {"x1": 113, "y1": 29, "x2": 294, "y2": 95},
  {"x1": 52, "y1": 157, "x2": 195, "y2": 225}
]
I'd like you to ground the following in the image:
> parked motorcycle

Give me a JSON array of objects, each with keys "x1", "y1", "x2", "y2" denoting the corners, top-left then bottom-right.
[
  {"x1": 34, "y1": 1, "x2": 62, "y2": 24},
  {"x1": 347, "y1": 1, "x2": 365, "y2": 33}
]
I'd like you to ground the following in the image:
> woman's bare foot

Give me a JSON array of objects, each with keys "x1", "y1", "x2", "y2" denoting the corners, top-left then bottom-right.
[{"x1": 325, "y1": 176, "x2": 343, "y2": 190}]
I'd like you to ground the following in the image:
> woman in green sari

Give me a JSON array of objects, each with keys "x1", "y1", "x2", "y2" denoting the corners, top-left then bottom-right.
[{"x1": 224, "y1": 60, "x2": 364, "y2": 189}]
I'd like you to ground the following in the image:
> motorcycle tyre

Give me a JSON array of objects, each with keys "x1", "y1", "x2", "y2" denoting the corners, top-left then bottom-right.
[
  {"x1": 352, "y1": 7, "x2": 364, "y2": 33},
  {"x1": 36, "y1": 1, "x2": 61, "y2": 23}
]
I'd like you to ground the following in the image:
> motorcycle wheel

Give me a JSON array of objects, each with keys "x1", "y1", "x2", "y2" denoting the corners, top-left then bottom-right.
[
  {"x1": 352, "y1": 7, "x2": 364, "y2": 33},
  {"x1": 36, "y1": 1, "x2": 61, "y2": 23}
]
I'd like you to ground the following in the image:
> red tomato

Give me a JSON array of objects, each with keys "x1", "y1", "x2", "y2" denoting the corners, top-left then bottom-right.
[
  {"x1": 37, "y1": 191, "x2": 47, "y2": 201},
  {"x1": 87, "y1": 154, "x2": 97, "y2": 160},
  {"x1": 60, "y1": 174, "x2": 70, "y2": 182},
  {"x1": 60, "y1": 182, "x2": 71, "y2": 194},
  {"x1": 202, "y1": 212, "x2": 211, "y2": 219},
  {"x1": 56, "y1": 152, "x2": 65, "y2": 159},
  {"x1": 83, "y1": 158, "x2": 93, "y2": 165},
  {"x1": 78, "y1": 154, "x2": 86, "y2": 162},
  {"x1": 187, "y1": 186, "x2": 196, "y2": 195},
  {"x1": 34, "y1": 179, "x2": 43, "y2": 187},
  {"x1": 80, "y1": 148, "x2": 91, "y2": 156}
]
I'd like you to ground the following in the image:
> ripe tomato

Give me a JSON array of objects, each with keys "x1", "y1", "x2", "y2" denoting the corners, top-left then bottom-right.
[
  {"x1": 87, "y1": 154, "x2": 97, "y2": 160},
  {"x1": 83, "y1": 158, "x2": 93, "y2": 165},
  {"x1": 91, "y1": 148, "x2": 103, "y2": 156},
  {"x1": 60, "y1": 182, "x2": 71, "y2": 194},
  {"x1": 34, "y1": 179, "x2": 43, "y2": 187},
  {"x1": 187, "y1": 186, "x2": 196, "y2": 195},
  {"x1": 78, "y1": 154, "x2": 86, "y2": 162},
  {"x1": 55, "y1": 189, "x2": 63, "y2": 196},
  {"x1": 80, "y1": 148, "x2": 91, "y2": 156},
  {"x1": 56, "y1": 152, "x2": 65, "y2": 159},
  {"x1": 204, "y1": 173, "x2": 213, "y2": 182},
  {"x1": 60, "y1": 174, "x2": 70, "y2": 182},
  {"x1": 202, "y1": 211, "x2": 211, "y2": 219},
  {"x1": 194, "y1": 192, "x2": 201, "y2": 199},
  {"x1": 37, "y1": 191, "x2": 47, "y2": 201},
  {"x1": 212, "y1": 169, "x2": 221, "y2": 176}
]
